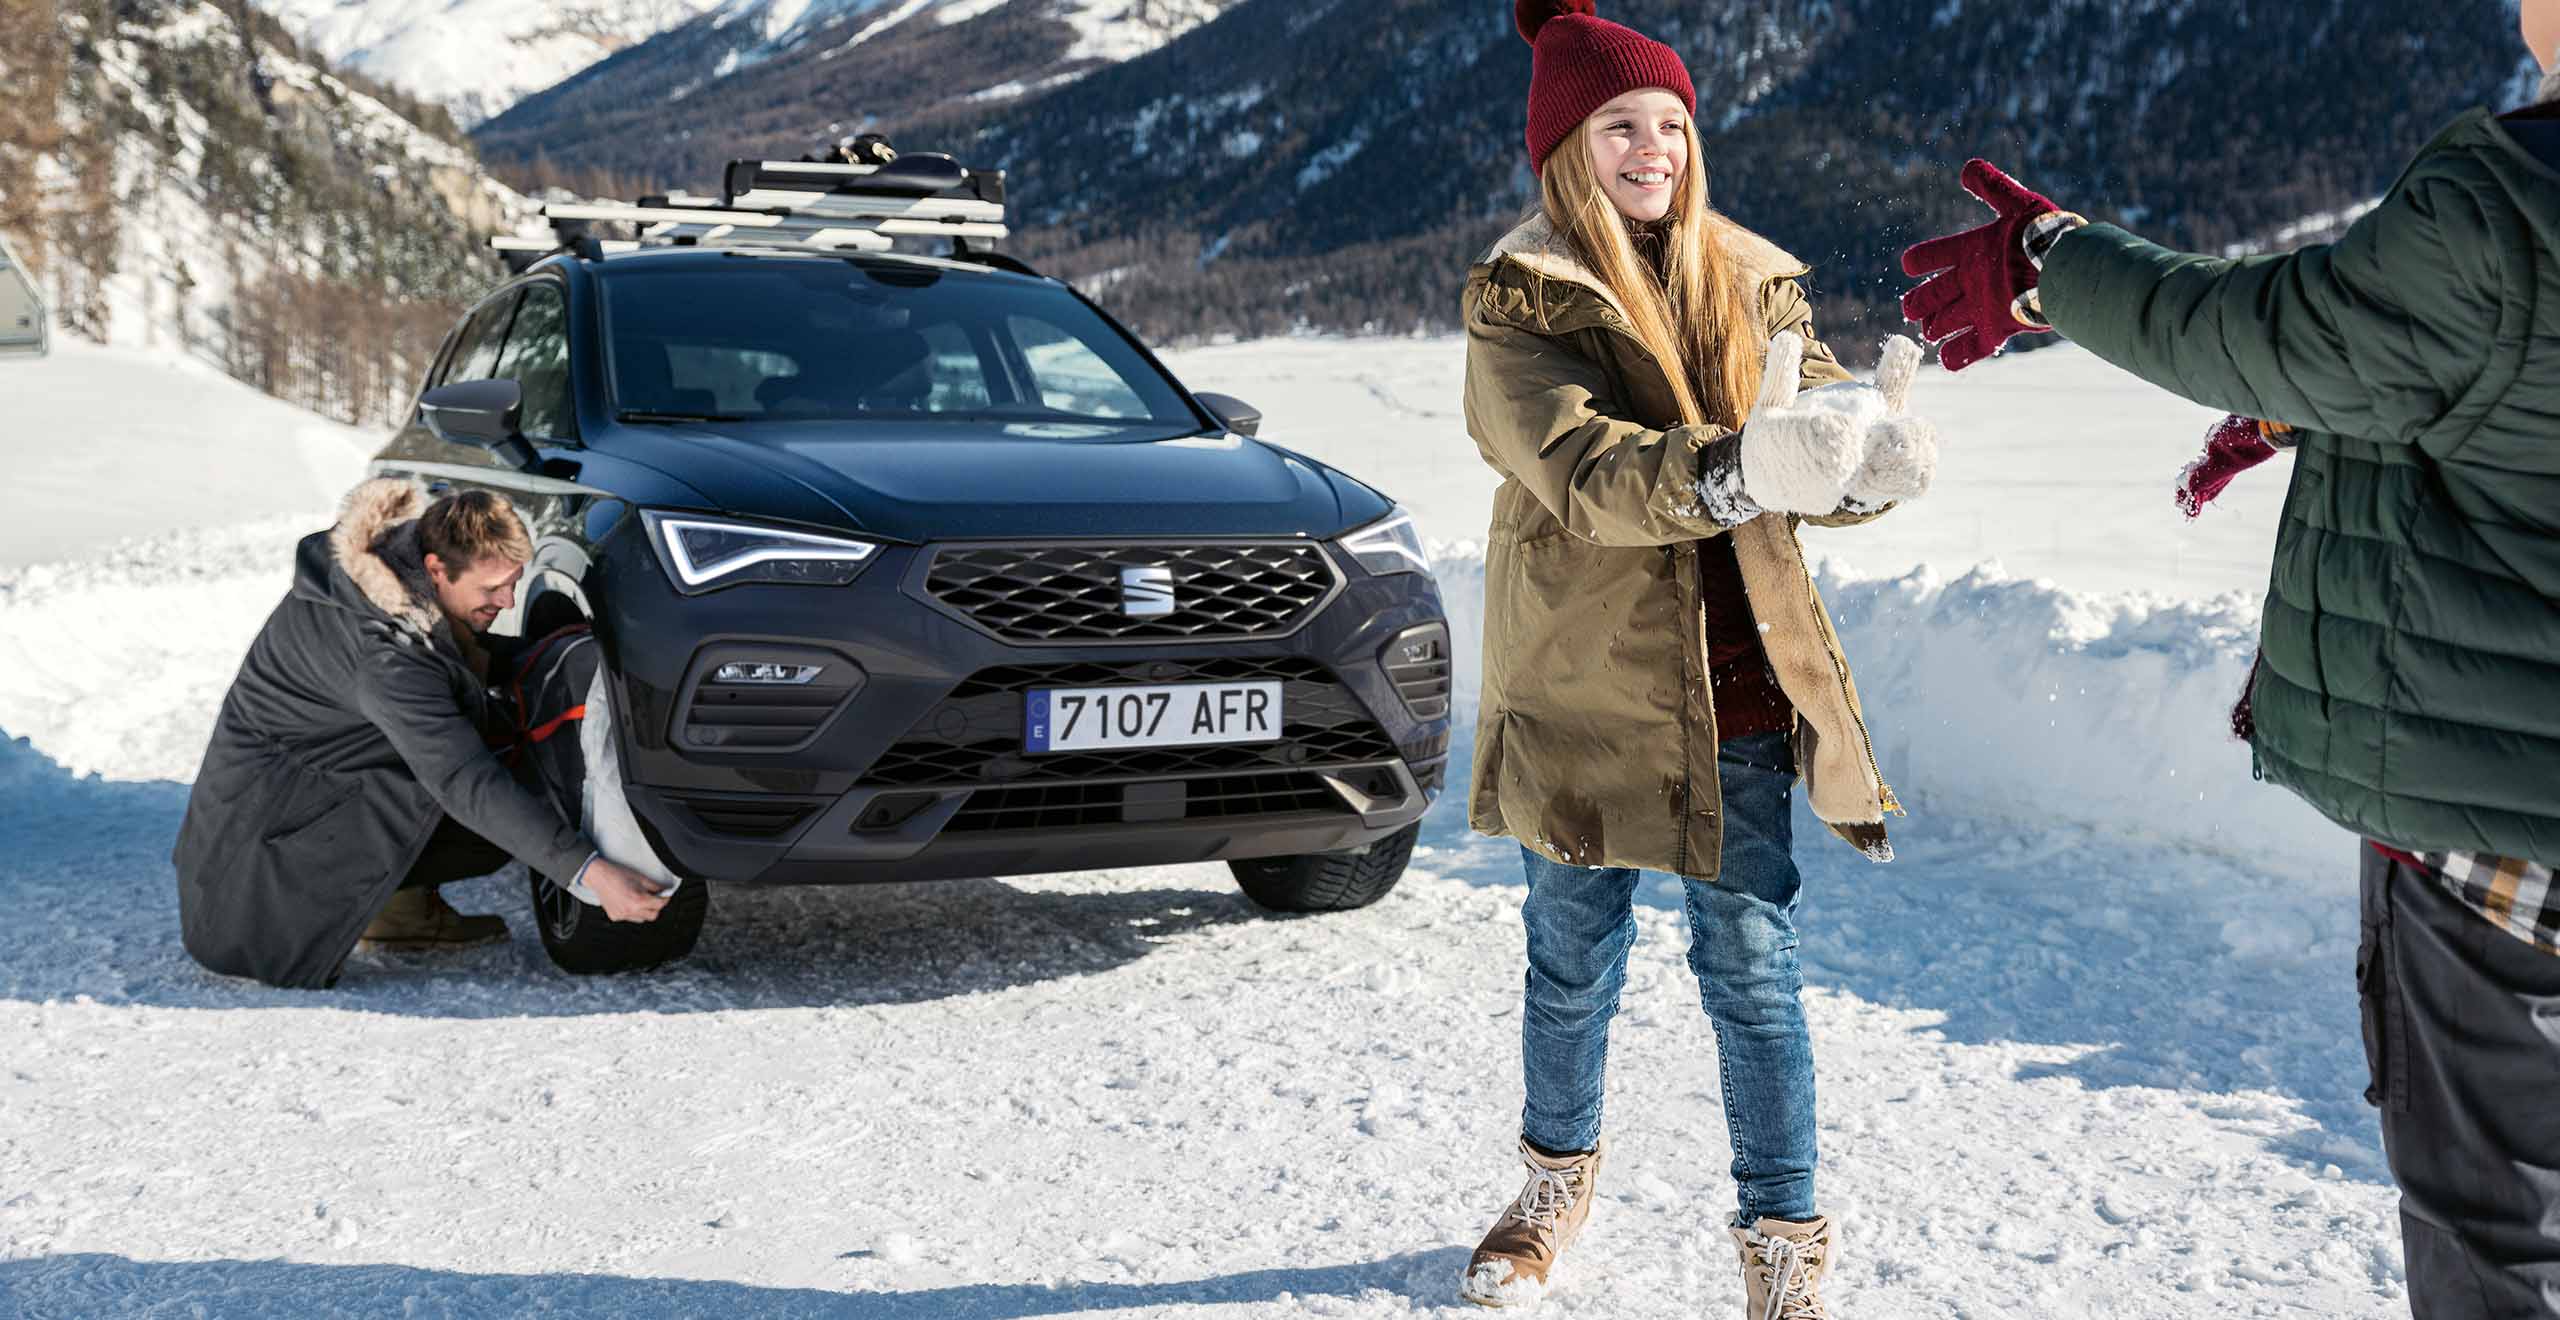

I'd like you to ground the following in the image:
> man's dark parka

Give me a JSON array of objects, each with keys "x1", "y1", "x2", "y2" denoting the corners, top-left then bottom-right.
[{"x1": 172, "y1": 478, "x2": 593, "y2": 988}]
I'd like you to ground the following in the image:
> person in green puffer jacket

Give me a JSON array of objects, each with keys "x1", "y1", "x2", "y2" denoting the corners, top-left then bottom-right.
[{"x1": 1900, "y1": 7, "x2": 2560, "y2": 1315}]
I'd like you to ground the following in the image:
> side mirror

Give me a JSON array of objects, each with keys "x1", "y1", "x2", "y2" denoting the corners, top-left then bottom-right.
[
  {"x1": 1195, "y1": 391, "x2": 1261, "y2": 438},
  {"x1": 419, "y1": 378, "x2": 536, "y2": 469}
]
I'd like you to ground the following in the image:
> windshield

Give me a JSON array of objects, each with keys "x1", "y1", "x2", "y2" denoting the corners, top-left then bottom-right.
[{"x1": 601, "y1": 257, "x2": 1202, "y2": 430}]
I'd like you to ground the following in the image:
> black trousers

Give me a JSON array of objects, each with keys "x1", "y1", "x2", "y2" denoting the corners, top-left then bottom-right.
[
  {"x1": 399, "y1": 814, "x2": 513, "y2": 890},
  {"x1": 2362, "y1": 847, "x2": 2560, "y2": 1318}
]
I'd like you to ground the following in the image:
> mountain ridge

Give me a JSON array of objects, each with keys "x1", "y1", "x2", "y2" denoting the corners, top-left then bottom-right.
[{"x1": 479, "y1": 0, "x2": 2531, "y2": 350}]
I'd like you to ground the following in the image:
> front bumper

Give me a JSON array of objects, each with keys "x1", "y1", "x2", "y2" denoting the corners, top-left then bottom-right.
[{"x1": 593, "y1": 528, "x2": 1450, "y2": 885}]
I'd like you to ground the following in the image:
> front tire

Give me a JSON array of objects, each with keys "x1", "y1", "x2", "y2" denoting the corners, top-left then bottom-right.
[
  {"x1": 1229, "y1": 822, "x2": 1419, "y2": 913},
  {"x1": 529, "y1": 869, "x2": 709, "y2": 974}
]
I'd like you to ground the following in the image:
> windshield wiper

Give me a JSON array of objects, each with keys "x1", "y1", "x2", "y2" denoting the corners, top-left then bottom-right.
[{"x1": 618, "y1": 409, "x2": 747, "y2": 424}]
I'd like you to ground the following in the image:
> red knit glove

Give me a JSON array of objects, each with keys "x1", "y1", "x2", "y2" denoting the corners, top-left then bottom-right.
[
  {"x1": 1900, "y1": 160, "x2": 2070, "y2": 372},
  {"x1": 2174, "y1": 416, "x2": 2284, "y2": 519}
]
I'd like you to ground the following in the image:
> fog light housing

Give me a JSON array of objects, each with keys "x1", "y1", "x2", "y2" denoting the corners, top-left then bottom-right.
[
  {"x1": 714, "y1": 662, "x2": 824, "y2": 685},
  {"x1": 1381, "y1": 622, "x2": 1451, "y2": 720}
]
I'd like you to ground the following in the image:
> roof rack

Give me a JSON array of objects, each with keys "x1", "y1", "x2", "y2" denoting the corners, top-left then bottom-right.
[{"x1": 491, "y1": 148, "x2": 1010, "y2": 275}]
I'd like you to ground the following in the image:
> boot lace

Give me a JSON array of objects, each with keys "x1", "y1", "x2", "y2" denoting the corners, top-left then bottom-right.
[
  {"x1": 1508, "y1": 1158, "x2": 1586, "y2": 1232},
  {"x1": 1742, "y1": 1228, "x2": 1829, "y2": 1320}
]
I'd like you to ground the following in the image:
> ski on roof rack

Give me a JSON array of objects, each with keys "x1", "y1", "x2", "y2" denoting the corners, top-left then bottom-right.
[{"x1": 489, "y1": 143, "x2": 1009, "y2": 275}]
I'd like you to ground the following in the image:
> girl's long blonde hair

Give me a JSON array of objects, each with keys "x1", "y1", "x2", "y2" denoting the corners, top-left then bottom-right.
[{"x1": 1538, "y1": 120, "x2": 1761, "y2": 430}]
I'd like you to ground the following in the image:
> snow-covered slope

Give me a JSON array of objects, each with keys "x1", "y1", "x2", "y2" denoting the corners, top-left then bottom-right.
[
  {"x1": 678, "y1": 0, "x2": 1227, "y2": 96},
  {"x1": 471, "y1": 0, "x2": 1246, "y2": 195},
  {"x1": 0, "y1": 335, "x2": 378, "y2": 568},
  {"x1": 12, "y1": 1, "x2": 530, "y2": 422},
  {"x1": 0, "y1": 333, "x2": 2399, "y2": 1317},
  {"x1": 252, "y1": 0, "x2": 724, "y2": 126}
]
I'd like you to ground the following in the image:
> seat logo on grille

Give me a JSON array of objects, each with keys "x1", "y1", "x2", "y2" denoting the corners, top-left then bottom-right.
[{"x1": 1119, "y1": 565, "x2": 1177, "y2": 617}]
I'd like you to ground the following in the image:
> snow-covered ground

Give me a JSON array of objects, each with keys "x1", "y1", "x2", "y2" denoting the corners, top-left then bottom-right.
[
  {"x1": 0, "y1": 335, "x2": 378, "y2": 567},
  {"x1": 0, "y1": 333, "x2": 2395, "y2": 1318}
]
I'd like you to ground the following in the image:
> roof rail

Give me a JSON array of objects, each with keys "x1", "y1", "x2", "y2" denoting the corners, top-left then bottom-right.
[{"x1": 489, "y1": 146, "x2": 1010, "y2": 275}]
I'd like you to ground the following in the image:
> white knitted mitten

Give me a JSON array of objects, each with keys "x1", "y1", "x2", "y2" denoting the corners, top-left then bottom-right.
[
  {"x1": 1844, "y1": 334, "x2": 1938, "y2": 510},
  {"x1": 1739, "y1": 332, "x2": 1876, "y2": 514}
]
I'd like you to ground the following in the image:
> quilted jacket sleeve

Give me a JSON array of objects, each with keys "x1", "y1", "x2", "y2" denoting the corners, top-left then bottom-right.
[{"x1": 2039, "y1": 165, "x2": 2495, "y2": 447}]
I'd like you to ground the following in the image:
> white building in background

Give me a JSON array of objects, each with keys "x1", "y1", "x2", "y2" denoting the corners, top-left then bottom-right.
[{"x1": 0, "y1": 234, "x2": 46, "y2": 359}]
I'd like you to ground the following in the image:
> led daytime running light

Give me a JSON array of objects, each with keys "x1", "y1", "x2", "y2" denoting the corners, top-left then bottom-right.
[
  {"x1": 644, "y1": 511, "x2": 878, "y2": 589},
  {"x1": 1341, "y1": 508, "x2": 1428, "y2": 575}
]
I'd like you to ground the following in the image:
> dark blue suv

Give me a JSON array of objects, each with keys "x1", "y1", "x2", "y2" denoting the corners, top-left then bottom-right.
[{"x1": 381, "y1": 159, "x2": 1449, "y2": 972}]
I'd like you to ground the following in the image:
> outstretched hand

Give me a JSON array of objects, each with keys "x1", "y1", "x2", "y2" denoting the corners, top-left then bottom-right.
[
  {"x1": 1901, "y1": 159, "x2": 2068, "y2": 372},
  {"x1": 1737, "y1": 333, "x2": 1870, "y2": 515}
]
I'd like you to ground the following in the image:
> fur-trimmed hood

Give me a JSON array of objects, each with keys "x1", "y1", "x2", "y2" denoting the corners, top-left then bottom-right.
[
  {"x1": 326, "y1": 476, "x2": 445, "y2": 638},
  {"x1": 1473, "y1": 210, "x2": 1811, "y2": 327}
]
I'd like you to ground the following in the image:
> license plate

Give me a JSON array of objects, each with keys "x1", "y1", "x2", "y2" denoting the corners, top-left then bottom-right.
[{"x1": 1025, "y1": 681, "x2": 1284, "y2": 753}]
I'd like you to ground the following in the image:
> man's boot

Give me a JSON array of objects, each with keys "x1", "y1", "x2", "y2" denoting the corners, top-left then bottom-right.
[
  {"x1": 1458, "y1": 1137, "x2": 1607, "y2": 1308},
  {"x1": 359, "y1": 886, "x2": 507, "y2": 950},
  {"x1": 1729, "y1": 1215, "x2": 1838, "y2": 1320}
]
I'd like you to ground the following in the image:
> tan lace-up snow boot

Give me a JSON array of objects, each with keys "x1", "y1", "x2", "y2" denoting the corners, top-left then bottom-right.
[
  {"x1": 358, "y1": 886, "x2": 507, "y2": 950},
  {"x1": 1729, "y1": 1215, "x2": 1838, "y2": 1320},
  {"x1": 1458, "y1": 1137, "x2": 1607, "y2": 1308}
]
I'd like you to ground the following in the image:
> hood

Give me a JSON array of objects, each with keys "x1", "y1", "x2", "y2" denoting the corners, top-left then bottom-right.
[
  {"x1": 602, "y1": 419, "x2": 1382, "y2": 541},
  {"x1": 1474, "y1": 211, "x2": 1811, "y2": 325},
  {"x1": 292, "y1": 476, "x2": 446, "y2": 638}
]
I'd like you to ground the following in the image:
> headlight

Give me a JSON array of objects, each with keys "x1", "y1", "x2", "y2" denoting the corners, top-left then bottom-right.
[
  {"x1": 641, "y1": 511, "x2": 882, "y2": 594},
  {"x1": 1340, "y1": 507, "x2": 1428, "y2": 576}
]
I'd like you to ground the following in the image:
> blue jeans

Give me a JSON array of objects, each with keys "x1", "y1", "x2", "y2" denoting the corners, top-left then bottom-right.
[{"x1": 1516, "y1": 730, "x2": 1817, "y2": 1226}]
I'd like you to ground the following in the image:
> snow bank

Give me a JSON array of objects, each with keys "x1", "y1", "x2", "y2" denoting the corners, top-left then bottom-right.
[{"x1": 1428, "y1": 544, "x2": 2350, "y2": 885}]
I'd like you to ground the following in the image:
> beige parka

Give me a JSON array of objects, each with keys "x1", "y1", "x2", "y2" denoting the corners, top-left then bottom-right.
[{"x1": 1462, "y1": 212, "x2": 1900, "y2": 879}]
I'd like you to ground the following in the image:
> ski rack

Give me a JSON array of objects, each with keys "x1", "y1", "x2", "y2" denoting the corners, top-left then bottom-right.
[{"x1": 491, "y1": 152, "x2": 1009, "y2": 274}]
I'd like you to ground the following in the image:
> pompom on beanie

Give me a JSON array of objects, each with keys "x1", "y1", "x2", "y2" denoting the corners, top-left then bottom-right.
[{"x1": 1516, "y1": 0, "x2": 1695, "y2": 176}]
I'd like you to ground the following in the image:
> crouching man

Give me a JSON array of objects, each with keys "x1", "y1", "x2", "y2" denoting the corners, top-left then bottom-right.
[{"x1": 174, "y1": 477, "x2": 668, "y2": 989}]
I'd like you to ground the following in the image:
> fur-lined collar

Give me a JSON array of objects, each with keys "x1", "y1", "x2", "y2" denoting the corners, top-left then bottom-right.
[
  {"x1": 1475, "y1": 211, "x2": 1812, "y2": 324},
  {"x1": 330, "y1": 477, "x2": 445, "y2": 638},
  {"x1": 2540, "y1": 60, "x2": 2560, "y2": 106}
]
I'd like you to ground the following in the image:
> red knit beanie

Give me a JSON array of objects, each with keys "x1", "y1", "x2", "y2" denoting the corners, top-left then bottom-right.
[{"x1": 1517, "y1": 0, "x2": 1696, "y2": 176}]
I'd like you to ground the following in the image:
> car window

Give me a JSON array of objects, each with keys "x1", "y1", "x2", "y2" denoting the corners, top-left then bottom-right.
[
  {"x1": 920, "y1": 321, "x2": 992, "y2": 411},
  {"x1": 492, "y1": 282, "x2": 574, "y2": 440},
  {"x1": 601, "y1": 259, "x2": 1196, "y2": 431},
  {"x1": 447, "y1": 293, "x2": 519, "y2": 386},
  {"x1": 1007, "y1": 314, "x2": 1149, "y2": 419}
]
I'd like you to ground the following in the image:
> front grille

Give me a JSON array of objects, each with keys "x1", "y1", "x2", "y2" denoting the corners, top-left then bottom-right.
[
  {"x1": 858, "y1": 657, "x2": 1399, "y2": 788},
  {"x1": 668, "y1": 793, "x2": 825, "y2": 839},
  {"x1": 922, "y1": 541, "x2": 1338, "y2": 643},
  {"x1": 945, "y1": 771, "x2": 1343, "y2": 833}
]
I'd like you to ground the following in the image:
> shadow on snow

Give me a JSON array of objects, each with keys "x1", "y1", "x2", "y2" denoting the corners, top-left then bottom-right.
[{"x1": 0, "y1": 1248, "x2": 1477, "y2": 1319}]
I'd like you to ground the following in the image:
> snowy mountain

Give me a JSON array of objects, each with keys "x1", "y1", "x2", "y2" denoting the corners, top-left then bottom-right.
[
  {"x1": 250, "y1": 0, "x2": 725, "y2": 128},
  {"x1": 0, "y1": 0, "x2": 529, "y2": 426},
  {"x1": 951, "y1": 0, "x2": 2536, "y2": 345},
  {"x1": 476, "y1": 0, "x2": 2533, "y2": 347},
  {"x1": 471, "y1": 0, "x2": 1239, "y2": 195}
]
